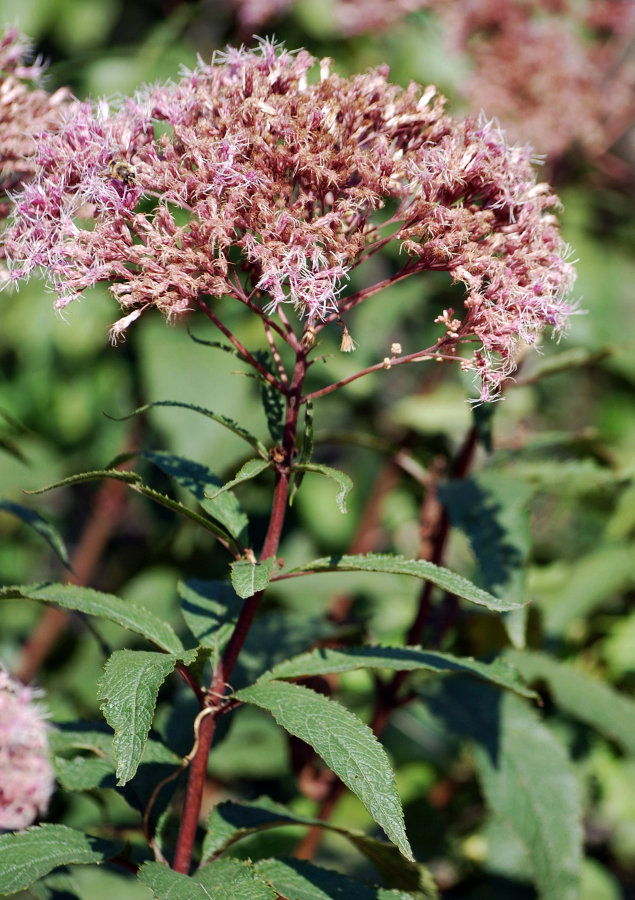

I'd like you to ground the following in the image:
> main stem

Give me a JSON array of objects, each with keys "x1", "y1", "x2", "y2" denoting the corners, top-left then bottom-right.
[{"x1": 172, "y1": 351, "x2": 308, "y2": 874}]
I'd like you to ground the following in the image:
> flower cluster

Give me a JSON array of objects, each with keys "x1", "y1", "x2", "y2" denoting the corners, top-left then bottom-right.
[
  {"x1": 0, "y1": 670, "x2": 55, "y2": 831},
  {"x1": 5, "y1": 39, "x2": 575, "y2": 399},
  {"x1": 230, "y1": 0, "x2": 634, "y2": 161},
  {"x1": 0, "y1": 29, "x2": 72, "y2": 207}
]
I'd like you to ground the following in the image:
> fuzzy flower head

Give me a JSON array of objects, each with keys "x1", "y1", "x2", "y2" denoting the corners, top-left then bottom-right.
[
  {"x1": 0, "y1": 670, "x2": 55, "y2": 831},
  {"x1": 0, "y1": 29, "x2": 72, "y2": 202},
  {"x1": 5, "y1": 39, "x2": 575, "y2": 400}
]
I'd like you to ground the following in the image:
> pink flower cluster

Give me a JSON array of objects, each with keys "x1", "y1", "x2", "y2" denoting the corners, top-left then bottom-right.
[
  {"x1": 230, "y1": 0, "x2": 634, "y2": 162},
  {"x1": 0, "y1": 670, "x2": 55, "y2": 831},
  {"x1": 0, "y1": 29, "x2": 72, "y2": 205},
  {"x1": 5, "y1": 39, "x2": 575, "y2": 399}
]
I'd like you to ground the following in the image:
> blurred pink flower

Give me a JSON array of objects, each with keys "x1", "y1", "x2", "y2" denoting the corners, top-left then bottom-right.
[
  {"x1": 5, "y1": 40, "x2": 575, "y2": 399},
  {"x1": 0, "y1": 670, "x2": 55, "y2": 831}
]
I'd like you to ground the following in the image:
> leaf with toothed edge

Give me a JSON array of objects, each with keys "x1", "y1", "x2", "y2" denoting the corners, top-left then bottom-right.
[
  {"x1": 0, "y1": 826, "x2": 120, "y2": 895},
  {"x1": 0, "y1": 582, "x2": 185, "y2": 654},
  {"x1": 235, "y1": 680, "x2": 413, "y2": 860},
  {"x1": 284, "y1": 553, "x2": 525, "y2": 612}
]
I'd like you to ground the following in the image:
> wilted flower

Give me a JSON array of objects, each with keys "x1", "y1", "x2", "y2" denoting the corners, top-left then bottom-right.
[
  {"x1": 0, "y1": 670, "x2": 55, "y2": 831},
  {"x1": 5, "y1": 39, "x2": 575, "y2": 399}
]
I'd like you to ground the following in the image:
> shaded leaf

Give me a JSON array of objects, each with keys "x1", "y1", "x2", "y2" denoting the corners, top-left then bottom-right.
[
  {"x1": 235, "y1": 681, "x2": 412, "y2": 860},
  {"x1": 507, "y1": 650, "x2": 635, "y2": 755},
  {"x1": 259, "y1": 646, "x2": 536, "y2": 699},
  {"x1": 202, "y1": 797, "x2": 436, "y2": 895},
  {"x1": 292, "y1": 462, "x2": 352, "y2": 514},
  {"x1": 231, "y1": 557, "x2": 275, "y2": 599},
  {"x1": 98, "y1": 650, "x2": 178, "y2": 785},
  {"x1": 0, "y1": 583, "x2": 185, "y2": 655},
  {"x1": 474, "y1": 693, "x2": 582, "y2": 900},
  {"x1": 254, "y1": 858, "x2": 425, "y2": 900},
  {"x1": 0, "y1": 826, "x2": 119, "y2": 895},
  {"x1": 142, "y1": 450, "x2": 249, "y2": 543},
  {"x1": 179, "y1": 579, "x2": 243, "y2": 669},
  {"x1": 286, "y1": 554, "x2": 524, "y2": 612},
  {"x1": 0, "y1": 499, "x2": 70, "y2": 568},
  {"x1": 25, "y1": 469, "x2": 238, "y2": 549}
]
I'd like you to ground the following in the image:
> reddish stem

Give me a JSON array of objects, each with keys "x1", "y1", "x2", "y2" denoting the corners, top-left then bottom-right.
[{"x1": 172, "y1": 352, "x2": 307, "y2": 874}]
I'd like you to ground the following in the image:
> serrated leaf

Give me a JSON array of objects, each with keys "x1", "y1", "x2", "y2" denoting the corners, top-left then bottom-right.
[
  {"x1": 254, "y1": 858, "x2": 424, "y2": 900},
  {"x1": 143, "y1": 451, "x2": 249, "y2": 543},
  {"x1": 286, "y1": 554, "x2": 523, "y2": 612},
  {"x1": 119, "y1": 400, "x2": 268, "y2": 455},
  {"x1": 292, "y1": 462, "x2": 352, "y2": 513},
  {"x1": 258, "y1": 646, "x2": 535, "y2": 699},
  {"x1": 178, "y1": 579, "x2": 243, "y2": 668},
  {"x1": 235, "y1": 681, "x2": 412, "y2": 860},
  {"x1": 205, "y1": 458, "x2": 270, "y2": 501},
  {"x1": 25, "y1": 468, "x2": 238, "y2": 549},
  {"x1": 202, "y1": 798, "x2": 436, "y2": 895},
  {"x1": 420, "y1": 680, "x2": 582, "y2": 900},
  {"x1": 230, "y1": 557, "x2": 275, "y2": 599},
  {"x1": 507, "y1": 650, "x2": 635, "y2": 754},
  {"x1": 0, "y1": 583, "x2": 185, "y2": 654},
  {"x1": 0, "y1": 498, "x2": 70, "y2": 568},
  {"x1": 475, "y1": 693, "x2": 582, "y2": 900},
  {"x1": 138, "y1": 863, "x2": 212, "y2": 900},
  {"x1": 196, "y1": 859, "x2": 277, "y2": 900},
  {"x1": 0, "y1": 825, "x2": 120, "y2": 895},
  {"x1": 98, "y1": 650, "x2": 178, "y2": 785}
]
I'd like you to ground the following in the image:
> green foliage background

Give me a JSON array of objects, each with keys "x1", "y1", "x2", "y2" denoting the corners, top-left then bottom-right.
[{"x1": 0, "y1": 1, "x2": 633, "y2": 898}]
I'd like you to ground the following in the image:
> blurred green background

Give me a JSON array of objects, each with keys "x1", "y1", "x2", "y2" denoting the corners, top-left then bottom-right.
[{"x1": 0, "y1": 1, "x2": 633, "y2": 898}]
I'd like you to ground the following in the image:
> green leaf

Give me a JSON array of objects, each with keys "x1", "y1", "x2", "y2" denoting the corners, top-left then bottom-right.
[
  {"x1": 438, "y1": 474, "x2": 531, "y2": 605},
  {"x1": 116, "y1": 400, "x2": 268, "y2": 456},
  {"x1": 231, "y1": 557, "x2": 275, "y2": 599},
  {"x1": 0, "y1": 825, "x2": 120, "y2": 895},
  {"x1": 142, "y1": 450, "x2": 249, "y2": 543},
  {"x1": 254, "y1": 858, "x2": 424, "y2": 900},
  {"x1": 286, "y1": 553, "x2": 524, "y2": 612},
  {"x1": 178, "y1": 579, "x2": 243, "y2": 669},
  {"x1": 25, "y1": 469, "x2": 238, "y2": 549},
  {"x1": 257, "y1": 359, "x2": 284, "y2": 444},
  {"x1": 420, "y1": 680, "x2": 581, "y2": 900},
  {"x1": 507, "y1": 650, "x2": 635, "y2": 755},
  {"x1": 202, "y1": 798, "x2": 436, "y2": 895},
  {"x1": 196, "y1": 859, "x2": 277, "y2": 900},
  {"x1": 0, "y1": 583, "x2": 185, "y2": 654},
  {"x1": 258, "y1": 646, "x2": 536, "y2": 699},
  {"x1": 292, "y1": 462, "x2": 352, "y2": 513},
  {"x1": 98, "y1": 650, "x2": 179, "y2": 785},
  {"x1": 290, "y1": 399, "x2": 315, "y2": 505},
  {"x1": 0, "y1": 498, "x2": 71, "y2": 568},
  {"x1": 235, "y1": 681, "x2": 412, "y2": 860},
  {"x1": 474, "y1": 693, "x2": 582, "y2": 900},
  {"x1": 205, "y1": 458, "x2": 270, "y2": 501},
  {"x1": 138, "y1": 863, "x2": 212, "y2": 900}
]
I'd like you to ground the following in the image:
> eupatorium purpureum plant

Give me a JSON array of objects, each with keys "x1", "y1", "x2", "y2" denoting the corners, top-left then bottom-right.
[{"x1": 0, "y1": 34, "x2": 594, "y2": 900}]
